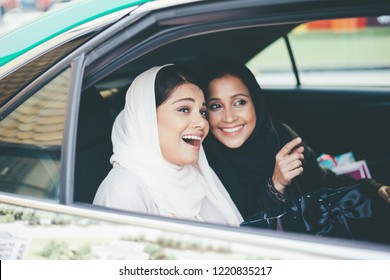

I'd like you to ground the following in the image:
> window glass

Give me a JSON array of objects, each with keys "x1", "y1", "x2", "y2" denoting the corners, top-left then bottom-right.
[
  {"x1": 0, "y1": 36, "x2": 94, "y2": 108},
  {"x1": 290, "y1": 16, "x2": 390, "y2": 87},
  {"x1": 246, "y1": 38, "x2": 296, "y2": 88},
  {"x1": 0, "y1": 68, "x2": 71, "y2": 200},
  {"x1": 247, "y1": 16, "x2": 390, "y2": 88}
]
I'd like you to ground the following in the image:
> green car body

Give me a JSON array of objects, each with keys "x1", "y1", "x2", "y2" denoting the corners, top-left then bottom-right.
[{"x1": 0, "y1": 0, "x2": 152, "y2": 66}]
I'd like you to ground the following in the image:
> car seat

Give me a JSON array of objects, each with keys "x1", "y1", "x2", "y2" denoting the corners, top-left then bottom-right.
[{"x1": 73, "y1": 86, "x2": 113, "y2": 203}]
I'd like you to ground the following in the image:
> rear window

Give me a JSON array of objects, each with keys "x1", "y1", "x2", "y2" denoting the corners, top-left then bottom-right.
[{"x1": 247, "y1": 16, "x2": 390, "y2": 88}]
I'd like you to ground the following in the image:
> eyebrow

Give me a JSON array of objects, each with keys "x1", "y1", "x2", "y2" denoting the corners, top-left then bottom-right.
[
  {"x1": 171, "y1": 97, "x2": 195, "y2": 105},
  {"x1": 171, "y1": 98, "x2": 207, "y2": 108},
  {"x1": 207, "y1": 93, "x2": 249, "y2": 102}
]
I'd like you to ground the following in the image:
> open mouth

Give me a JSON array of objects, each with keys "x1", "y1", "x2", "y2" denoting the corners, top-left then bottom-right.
[
  {"x1": 221, "y1": 125, "x2": 243, "y2": 133},
  {"x1": 182, "y1": 135, "x2": 202, "y2": 148}
]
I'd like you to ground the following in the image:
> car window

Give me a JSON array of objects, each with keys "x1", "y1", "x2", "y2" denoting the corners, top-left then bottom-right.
[
  {"x1": 247, "y1": 16, "x2": 390, "y2": 88},
  {"x1": 0, "y1": 36, "x2": 93, "y2": 107},
  {"x1": 246, "y1": 37, "x2": 296, "y2": 87},
  {"x1": 0, "y1": 68, "x2": 70, "y2": 201}
]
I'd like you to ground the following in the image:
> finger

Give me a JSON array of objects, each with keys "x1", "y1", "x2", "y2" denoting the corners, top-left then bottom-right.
[
  {"x1": 378, "y1": 191, "x2": 390, "y2": 203},
  {"x1": 277, "y1": 137, "x2": 302, "y2": 157},
  {"x1": 279, "y1": 160, "x2": 302, "y2": 177},
  {"x1": 288, "y1": 159, "x2": 303, "y2": 171},
  {"x1": 291, "y1": 167, "x2": 303, "y2": 179},
  {"x1": 287, "y1": 167, "x2": 304, "y2": 180},
  {"x1": 280, "y1": 160, "x2": 303, "y2": 179},
  {"x1": 292, "y1": 145, "x2": 305, "y2": 155},
  {"x1": 378, "y1": 186, "x2": 390, "y2": 203},
  {"x1": 279, "y1": 152, "x2": 304, "y2": 166}
]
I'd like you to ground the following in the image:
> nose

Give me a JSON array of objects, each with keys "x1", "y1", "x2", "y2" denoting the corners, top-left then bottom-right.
[
  {"x1": 192, "y1": 113, "x2": 208, "y2": 130},
  {"x1": 222, "y1": 107, "x2": 237, "y2": 123}
]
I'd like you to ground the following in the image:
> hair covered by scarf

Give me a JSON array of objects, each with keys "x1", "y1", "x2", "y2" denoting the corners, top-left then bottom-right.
[
  {"x1": 108, "y1": 65, "x2": 243, "y2": 225},
  {"x1": 203, "y1": 59, "x2": 281, "y2": 219}
]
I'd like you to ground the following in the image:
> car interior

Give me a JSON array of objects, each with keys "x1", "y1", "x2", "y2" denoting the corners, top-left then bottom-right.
[
  {"x1": 73, "y1": 14, "x2": 390, "y2": 207},
  {"x1": 73, "y1": 23, "x2": 299, "y2": 203},
  {"x1": 74, "y1": 86, "x2": 113, "y2": 203}
]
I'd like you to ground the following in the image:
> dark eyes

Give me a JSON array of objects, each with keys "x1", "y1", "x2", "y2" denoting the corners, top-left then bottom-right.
[
  {"x1": 208, "y1": 99, "x2": 247, "y2": 110},
  {"x1": 234, "y1": 99, "x2": 247, "y2": 106},
  {"x1": 208, "y1": 103, "x2": 222, "y2": 110},
  {"x1": 178, "y1": 107, "x2": 207, "y2": 118},
  {"x1": 178, "y1": 107, "x2": 190, "y2": 113},
  {"x1": 200, "y1": 110, "x2": 208, "y2": 118}
]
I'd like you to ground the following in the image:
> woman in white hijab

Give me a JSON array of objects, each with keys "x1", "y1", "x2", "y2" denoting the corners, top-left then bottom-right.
[{"x1": 93, "y1": 65, "x2": 243, "y2": 226}]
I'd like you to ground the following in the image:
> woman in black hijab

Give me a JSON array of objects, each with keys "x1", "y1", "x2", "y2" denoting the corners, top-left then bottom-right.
[{"x1": 202, "y1": 58, "x2": 390, "y2": 221}]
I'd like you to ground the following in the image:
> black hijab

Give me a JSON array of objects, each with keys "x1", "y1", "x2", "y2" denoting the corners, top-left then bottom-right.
[{"x1": 203, "y1": 59, "x2": 281, "y2": 219}]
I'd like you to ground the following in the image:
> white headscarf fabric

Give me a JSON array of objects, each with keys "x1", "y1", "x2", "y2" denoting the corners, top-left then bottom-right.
[{"x1": 109, "y1": 65, "x2": 243, "y2": 226}]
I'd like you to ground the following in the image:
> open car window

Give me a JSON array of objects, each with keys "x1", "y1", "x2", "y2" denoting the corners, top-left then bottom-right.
[{"x1": 247, "y1": 16, "x2": 390, "y2": 88}]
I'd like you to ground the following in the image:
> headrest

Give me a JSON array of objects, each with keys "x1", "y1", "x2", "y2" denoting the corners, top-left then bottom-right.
[{"x1": 76, "y1": 87, "x2": 113, "y2": 151}]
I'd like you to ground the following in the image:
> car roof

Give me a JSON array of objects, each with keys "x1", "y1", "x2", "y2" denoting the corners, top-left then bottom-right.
[
  {"x1": 80, "y1": 0, "x2": 390, "y2": 88},
  {"x1": 1, "y1": 0, "x2": 386, "y2": 68},
  {"x1": 0, "y1": 0, "x2": 153, "y2": 66}
]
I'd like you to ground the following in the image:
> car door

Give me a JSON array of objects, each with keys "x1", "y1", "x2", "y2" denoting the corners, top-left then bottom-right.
[{"x1": 1, "y1": 0, "x2": 390, "y2": 260}]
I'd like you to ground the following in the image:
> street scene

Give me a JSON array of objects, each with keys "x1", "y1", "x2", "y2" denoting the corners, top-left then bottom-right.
[{"x1": 0, "y1": 0, "x2": 70, "y2": 35}]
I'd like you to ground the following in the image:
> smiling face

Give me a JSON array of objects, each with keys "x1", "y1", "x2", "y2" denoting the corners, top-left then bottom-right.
[
  {"x1": 207, "y1": 75, "x2": 257, "y2": 148},
  {"x1": 157, "y1": 83, "x2": 209, "y2": 166}
]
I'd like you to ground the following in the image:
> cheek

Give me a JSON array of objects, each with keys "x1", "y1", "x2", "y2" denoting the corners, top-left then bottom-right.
[
  {"x1": 207, "y1": 113, "x2": 219, "y2": 129},
  {"x1": 157, "y1": 117, "x2": 176, "y2": 151},
  {"x1": 204, "y1": 119, "x2": 210, "y2": 136},
  {"x1": 246, "y1": 108, "x2": 257, "y2": 132},
  {"x1": 158, "y1": 130, "x2": 169, "y2": 155},
  {"x1": 158, "y1": 129, "x2": 179, "y2": 164}
]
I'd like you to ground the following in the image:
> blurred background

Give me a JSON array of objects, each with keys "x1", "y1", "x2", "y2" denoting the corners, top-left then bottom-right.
[{"x1": 0, "y1": 0, "x2": 73, "y2": 35}]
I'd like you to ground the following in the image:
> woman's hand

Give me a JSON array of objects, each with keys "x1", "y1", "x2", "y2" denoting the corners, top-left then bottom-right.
[
  {"x1": 378, "y1": 185, "x2": 390, "y2": 203},
  {"x1": 272, "y1": 137, "x2": 304, "y2": 194}
]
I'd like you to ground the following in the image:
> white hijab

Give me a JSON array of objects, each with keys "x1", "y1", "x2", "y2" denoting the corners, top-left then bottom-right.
[{"x1": 110, "y1": 65, "x2": 243, "y2": 226}]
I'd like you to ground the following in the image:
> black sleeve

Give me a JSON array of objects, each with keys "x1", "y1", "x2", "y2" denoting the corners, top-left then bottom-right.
[{"x1": 252, "y1": 178, "x2": 287, "y2": 215}]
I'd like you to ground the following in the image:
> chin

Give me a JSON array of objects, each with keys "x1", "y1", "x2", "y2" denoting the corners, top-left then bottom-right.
[
  {"x1": 215, "y1": 135, "x2": 243, "y2": 149},
  {"x1": 221, "y1": 140, "x2": 245, "y2": 149},
  {"x1": 173, "y1": 156, "x2": 199, "y2": 166},
  {"x1": 184, "y1": 157, "x2": 199, "y2": 165}
]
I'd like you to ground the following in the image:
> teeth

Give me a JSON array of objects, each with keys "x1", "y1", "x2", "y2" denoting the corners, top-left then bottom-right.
[
  {"x1": 182, "y1": 135, "x2": 202, "y2": 140},
  {"x1": 222, "y1": 125, "x2": 243, "y2": 133}
]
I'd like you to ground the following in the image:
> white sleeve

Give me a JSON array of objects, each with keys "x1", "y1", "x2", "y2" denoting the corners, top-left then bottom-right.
[{"x1": 93, "y1": 166, "x2": 153, "y2": 214}]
